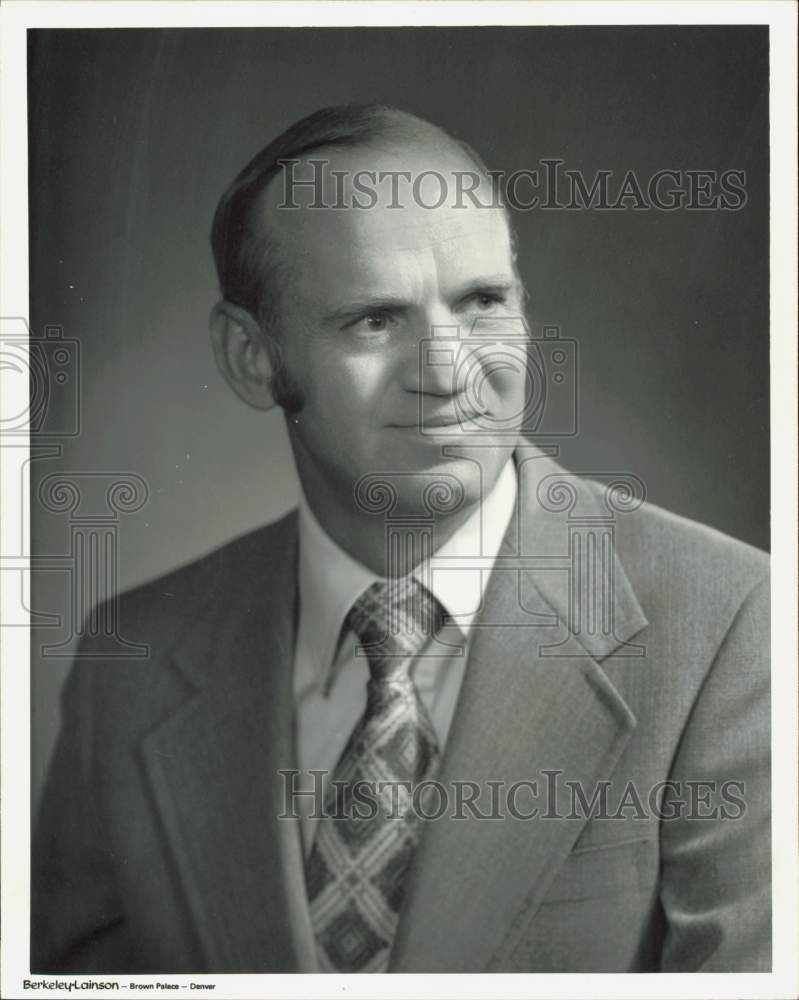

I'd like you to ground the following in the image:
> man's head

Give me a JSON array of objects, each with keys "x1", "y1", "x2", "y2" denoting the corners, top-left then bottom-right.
[{"x1": 210, "y1": 105, "x2": 530, "y2": 519}]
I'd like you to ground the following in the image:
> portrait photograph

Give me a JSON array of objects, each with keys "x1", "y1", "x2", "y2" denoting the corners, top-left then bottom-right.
[{"x1": 1, "y1": 3, "x2": 797, "y2": 1000}]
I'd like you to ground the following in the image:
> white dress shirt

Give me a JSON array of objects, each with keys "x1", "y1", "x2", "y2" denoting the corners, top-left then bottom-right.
[{"x1": 292, "y1": 459, "x2": 517, "y2": 855}]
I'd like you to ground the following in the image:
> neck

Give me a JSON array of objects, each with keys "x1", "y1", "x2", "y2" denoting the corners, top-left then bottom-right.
[
  {"x1": 287, "y1": 425, "x2": 518, "y2": 577},
  {"x1": 298, "y1": 477, "x2": 481, "y2": 577}
]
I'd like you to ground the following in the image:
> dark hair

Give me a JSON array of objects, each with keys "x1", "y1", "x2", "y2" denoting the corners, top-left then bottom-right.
[{"x1": 210, "y1": 104, "x2": 506, "y2": 333}]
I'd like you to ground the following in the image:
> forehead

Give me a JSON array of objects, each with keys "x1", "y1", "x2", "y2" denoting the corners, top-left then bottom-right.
[{"x1": 261, "y1": 142, "x2": 514, "y2": 297}]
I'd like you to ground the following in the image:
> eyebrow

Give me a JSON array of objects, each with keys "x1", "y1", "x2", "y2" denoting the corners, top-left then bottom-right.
[
  {"x1": 450, "y1": 275, "x2": 519, "y2": 300},
  {"x1": 322, "y1": 275, "x2": 520, "y2": 325},
  {"x1": 322, "y1": 295, "x2": 411, "y2": 325}
]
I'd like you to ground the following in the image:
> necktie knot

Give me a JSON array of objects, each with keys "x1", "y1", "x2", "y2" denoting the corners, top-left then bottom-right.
[{"x1": 346, "y1": 576, "x2": 442, "y2": 682}]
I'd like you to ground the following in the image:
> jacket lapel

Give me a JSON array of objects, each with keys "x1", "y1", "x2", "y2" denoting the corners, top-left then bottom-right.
[
  {"x1": 140, "y1": 514, "x2": 317, "y2": 972},
  {"x1": 390, "y1": 449, "x2": 649, "y2": 971}
]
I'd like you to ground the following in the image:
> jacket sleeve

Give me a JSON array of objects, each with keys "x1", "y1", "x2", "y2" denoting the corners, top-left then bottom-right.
[
  {"x1": 31, "y1": 660, "x2": 133, "y2": 972},
  {"x1": 659, "y1": 574, "x2": 771, "y2": 971}
]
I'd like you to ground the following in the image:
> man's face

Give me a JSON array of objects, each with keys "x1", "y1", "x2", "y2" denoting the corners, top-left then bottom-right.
[{"x1": 264, "y1": 142, "x2": 529, "y2": 514}]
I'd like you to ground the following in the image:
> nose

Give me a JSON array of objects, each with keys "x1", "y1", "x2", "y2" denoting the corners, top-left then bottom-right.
[{"x1": 399, "y1": 304, "x2": 466, "y2": 398}]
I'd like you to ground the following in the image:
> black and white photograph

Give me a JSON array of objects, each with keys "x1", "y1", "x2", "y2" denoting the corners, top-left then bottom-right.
[{"x1": 1, "y1": 2, "x2": 797, "y2": 998}]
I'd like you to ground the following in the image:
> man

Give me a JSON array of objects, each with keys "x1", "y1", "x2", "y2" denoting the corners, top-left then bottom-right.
[{"x1": 32, "y1": 105, "x2": 770, "y2": 974}]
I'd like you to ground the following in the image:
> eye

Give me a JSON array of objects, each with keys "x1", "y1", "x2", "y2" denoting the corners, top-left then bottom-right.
[
  {"x1": 363, "y1": 313, "x2": 388, "y2": 331},
  {"x1": 342, "y1": 311, "x2": 393, "y2": 335},
  {"x1": 469, "y1": 291, "x2": 507, "y2": 311}
]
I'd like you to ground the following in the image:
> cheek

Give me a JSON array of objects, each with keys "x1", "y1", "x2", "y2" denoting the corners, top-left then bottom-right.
[
  {"x1": 468, "y1": 343, "x2": 530, "y2": 409},
  {"x1": 303, "y1": 348, "x2": 395, "y2": 423}
]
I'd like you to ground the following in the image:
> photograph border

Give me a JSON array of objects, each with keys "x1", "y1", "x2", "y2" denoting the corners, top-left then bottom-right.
[{"x1": 2, "y1": 3, "x2": 796, "y2": 999}]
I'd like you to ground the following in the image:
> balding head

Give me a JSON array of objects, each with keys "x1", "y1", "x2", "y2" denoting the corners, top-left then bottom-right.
[{"x1": 211, "y1": 104, "x2": 514, "y2": 334}]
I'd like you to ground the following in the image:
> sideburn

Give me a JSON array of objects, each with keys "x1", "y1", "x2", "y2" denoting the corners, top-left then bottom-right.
[{"x1": 266, "y1": 334, "x2": 306, "y2": 415}]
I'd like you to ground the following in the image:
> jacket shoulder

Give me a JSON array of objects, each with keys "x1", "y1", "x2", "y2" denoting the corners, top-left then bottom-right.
[
  {"x1": 86, "y1": 508, "x2": 299, "y2": 649},
  {"x1": 610, "y1": 491, "x2": 769, "y2": 590},
  {"x1": 581, "y1": 479, "x2": 770, "y2": 645}
]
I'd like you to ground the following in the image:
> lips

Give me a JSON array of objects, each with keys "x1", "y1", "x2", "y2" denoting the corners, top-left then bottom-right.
[
  {"x1": 389, "y1": 396, "x2": 489, "y2": 430},
  {"x1": 422, "y1": 409, "x2": 485, "y2": 427},
  {"x1": 391, "y1": 406, "x2": 487, "y2": 429}
]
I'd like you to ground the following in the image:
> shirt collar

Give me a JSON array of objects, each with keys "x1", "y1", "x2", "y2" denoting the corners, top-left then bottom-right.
[
  {"x1": 296, "y1": 458, "x2": 518, "y2": 692},
  {"x1": 412, "y1": 457, "x2": 517, "y2": 632}
]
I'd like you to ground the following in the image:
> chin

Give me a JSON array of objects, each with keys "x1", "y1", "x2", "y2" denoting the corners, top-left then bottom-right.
[{"x1": 355, "y1": 438, "x2": 515, "y2": 518}]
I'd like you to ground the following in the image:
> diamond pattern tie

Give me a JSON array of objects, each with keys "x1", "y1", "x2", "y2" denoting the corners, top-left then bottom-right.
[{"x1": 305, "y1": 575, "x2": 443, "y2": 973}]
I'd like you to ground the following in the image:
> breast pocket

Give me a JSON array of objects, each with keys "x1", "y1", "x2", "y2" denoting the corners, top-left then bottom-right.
[{"x1": 541, "y1": 836, "x2": 654, "y2": 903}]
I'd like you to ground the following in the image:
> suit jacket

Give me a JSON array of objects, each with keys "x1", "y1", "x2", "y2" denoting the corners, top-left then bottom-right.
[{"x1": 32, "y1": 450, "x2": 771, "y2": 973}]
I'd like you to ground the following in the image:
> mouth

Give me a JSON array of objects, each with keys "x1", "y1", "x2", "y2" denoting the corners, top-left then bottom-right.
[
  {"x1": 424, "y1": 413, "x2": 483, "y2": 428},
  {"x1": 391, "y1": 407, "x2": 488, "y2": 430}
]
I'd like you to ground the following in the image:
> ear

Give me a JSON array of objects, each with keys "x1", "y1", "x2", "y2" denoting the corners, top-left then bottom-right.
[{"x1": 209, "y1": 301, "x2": 277, "y2": 411}]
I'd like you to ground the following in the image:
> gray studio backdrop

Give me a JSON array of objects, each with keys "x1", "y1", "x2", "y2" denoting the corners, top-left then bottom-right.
[{"x1": 29, "y1": 27, "x2": 769, "y2": 803}]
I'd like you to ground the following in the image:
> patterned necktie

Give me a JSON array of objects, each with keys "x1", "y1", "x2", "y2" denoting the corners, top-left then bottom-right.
[{"x1": 305, "y1": 575, "x2": 442, "y2": 972}]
